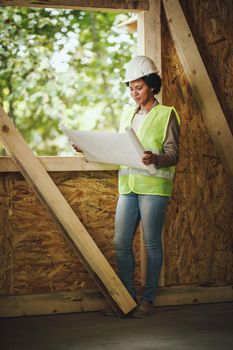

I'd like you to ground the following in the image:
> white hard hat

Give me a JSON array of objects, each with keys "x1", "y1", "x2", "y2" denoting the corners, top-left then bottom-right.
[{"x1": 123, "y1": 55, "x2": 158, "y2": 83}]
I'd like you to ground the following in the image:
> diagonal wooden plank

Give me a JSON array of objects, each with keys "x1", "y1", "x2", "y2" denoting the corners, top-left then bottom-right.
[
  {"x1": 0, "y1": 106, "x2": 137, "y2": 316},
  {"x1": 162, "y1": 0, "x2": 233, "y2": 189},
  {"x1": 0, "y1": 0, "x2": 149, "y2": 12}
]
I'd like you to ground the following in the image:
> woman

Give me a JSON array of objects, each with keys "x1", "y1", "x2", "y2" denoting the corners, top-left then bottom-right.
[
  {"x1": 114, "y1": 55, "x2": 180, "y2": 317},
  {"x1": 73, "y1": 55, "x2": 180, "y2": 318}
]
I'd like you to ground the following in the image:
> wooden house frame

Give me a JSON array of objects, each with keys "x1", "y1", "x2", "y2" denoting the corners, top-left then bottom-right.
[{"x1": 0, "y1": 0, "x2": 232, "y2": 317}]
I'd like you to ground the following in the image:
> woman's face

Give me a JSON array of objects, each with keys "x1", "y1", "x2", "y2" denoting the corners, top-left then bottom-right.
[{"x1": 129, "y1": 78, "x2": 154, "y2": 106}]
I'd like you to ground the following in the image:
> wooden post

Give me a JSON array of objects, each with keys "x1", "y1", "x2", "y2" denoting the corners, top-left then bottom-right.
[
  {"x1": 0, "y1": 106, "x2": 137, "y2": 316},
  {"x1": 137, "y1": 0, "x2": 162, "y2": 102},
  {"x1": 137, "y1": 0, "x2": 165, "y2": 287},
  {"x1": 162, "y1": 0, "x2": 233, "y2": 190}
]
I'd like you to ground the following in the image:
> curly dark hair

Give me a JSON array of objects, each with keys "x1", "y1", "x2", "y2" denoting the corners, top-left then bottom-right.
[{"x1": 126, "y1": 73, "x2": 162, "y2": 94}]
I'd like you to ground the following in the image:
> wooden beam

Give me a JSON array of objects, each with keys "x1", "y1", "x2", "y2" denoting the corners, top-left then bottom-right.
[
  {"x1": 0, "y1": 106, "x2": 137, "y2": 316},
  {"x1": 0, "y1": 0, "x2": 149, "y2": 12},
  {"x1": 0, "y1": 156, "x2": 118, "y2": 172},
  {"x1": 1, "y1": 285, "x2": 232, "y2": 317},
  {"x1": 162, "y1": 0, "x2": 233, "y2": 190},
  {"x1": 137, "y1": 0, "x2": 164, "y2": 287},
  {"x1": 0, "y1": 290, "x2": 107, "y2": 318}
]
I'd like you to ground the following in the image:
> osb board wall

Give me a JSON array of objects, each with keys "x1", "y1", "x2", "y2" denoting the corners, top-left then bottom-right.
[
  {"x1": 161, "y1": 1, "x2": 233, "y2": 286},
  {"x1": 1, "y1": 0, "x2": 233, "y2": 297},
  {"x1": 0, "y1": 171, "x2": 141, "y2": 295}
]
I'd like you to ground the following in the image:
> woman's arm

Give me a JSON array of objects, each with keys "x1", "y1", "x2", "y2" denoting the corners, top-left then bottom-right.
[{"x1": 154, "y1": 110, "x2": 180, "y2": 167}]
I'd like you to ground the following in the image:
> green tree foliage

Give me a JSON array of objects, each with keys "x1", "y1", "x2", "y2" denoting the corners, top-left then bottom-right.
[{"x1": 0, "y1": 7, "x2": 136, "y2": 155}]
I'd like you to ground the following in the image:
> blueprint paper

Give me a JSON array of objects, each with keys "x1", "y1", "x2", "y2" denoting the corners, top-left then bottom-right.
[{"x1": 60, "y1": 124, "x2": 156, "y2": 173}]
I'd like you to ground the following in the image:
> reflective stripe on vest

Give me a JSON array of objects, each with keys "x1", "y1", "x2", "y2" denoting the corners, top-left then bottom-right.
[{"x1": 119, "y1": 168, "x2": 174, "y2": 180}]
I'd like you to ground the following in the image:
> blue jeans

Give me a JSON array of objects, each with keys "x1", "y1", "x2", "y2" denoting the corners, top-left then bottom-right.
[{"x1": 114, "y1": 192, "x2": 169, "y2": 302}]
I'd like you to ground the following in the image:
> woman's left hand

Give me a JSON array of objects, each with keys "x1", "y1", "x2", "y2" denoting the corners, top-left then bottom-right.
[{"x1": 142, "y1": 151, "x2": 157, "y2": 165}]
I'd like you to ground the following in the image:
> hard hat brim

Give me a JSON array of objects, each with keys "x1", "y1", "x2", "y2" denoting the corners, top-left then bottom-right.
[{"x1": 122, "y1": 71, "x2": 159, "y2": 83}]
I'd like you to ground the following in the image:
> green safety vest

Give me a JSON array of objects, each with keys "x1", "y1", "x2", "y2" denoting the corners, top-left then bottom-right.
[{"x1": 118, "y1": 104, "x2": 180, "y2": 196}]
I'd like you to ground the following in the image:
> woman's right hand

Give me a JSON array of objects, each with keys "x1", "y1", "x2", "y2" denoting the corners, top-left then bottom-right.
[{"x1": 72, "y1": 144, "x2": 83, "y2": 153}]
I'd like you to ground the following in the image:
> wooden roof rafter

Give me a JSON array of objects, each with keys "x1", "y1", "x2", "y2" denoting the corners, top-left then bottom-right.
[{"x1": 162, "y1": 0, "x2": 233, "y2": 190}]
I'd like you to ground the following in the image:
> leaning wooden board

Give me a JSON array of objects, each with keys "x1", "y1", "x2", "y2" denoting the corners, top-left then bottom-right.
[{"x1": 0, "y1": 106, "x2": 137, "y2": 316}]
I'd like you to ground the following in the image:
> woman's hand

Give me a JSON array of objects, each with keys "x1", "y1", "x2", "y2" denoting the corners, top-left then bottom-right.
[
  {"x1": 142, "y1": 151, "x2": 158, "y2": 165},
  {"x1": 72, "y1": 144, "x2": 83, "y2": 153}
]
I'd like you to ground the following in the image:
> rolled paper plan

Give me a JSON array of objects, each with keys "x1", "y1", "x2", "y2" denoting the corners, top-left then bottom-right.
[
  {"x1": 125, "y1": 126, "x2": 157, "y2": 175},
  {"x1": 59, "y1": 123, "x2": 157, "y2": 175}
]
